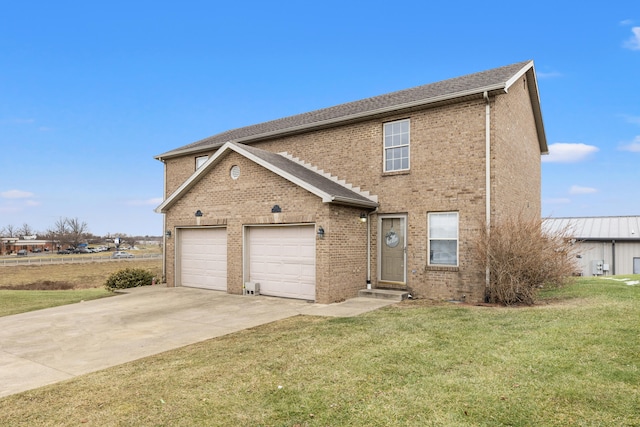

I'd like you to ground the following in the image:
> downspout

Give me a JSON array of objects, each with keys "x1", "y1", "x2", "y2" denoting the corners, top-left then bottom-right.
[
  {"x1": 366, "y1": 208, "x2": 379, "y2": 289},
  {"x1": 161, "y1": 160, "x2": 167, "y2": 283},
  {"x1": 611, "y1": 239, "x2": 616, "y2": 275},
  {"x1": 484, "y1": 91, "x2": 491, "y2": 288}
]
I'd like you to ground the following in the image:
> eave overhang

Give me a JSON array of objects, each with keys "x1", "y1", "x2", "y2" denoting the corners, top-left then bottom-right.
[{"x1": 155, "y1": 142, "x2": 378, "y2": 213}]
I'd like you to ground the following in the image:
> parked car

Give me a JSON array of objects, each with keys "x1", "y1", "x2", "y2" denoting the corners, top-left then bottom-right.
[
  {"x1": 57, "y1": 248, "x2": 76, "y2": 254},
  {"x1": 17, "y1": 249, "x2": 28, "y2": 256},
  {"x1": 112, "y1": 251, "x2": 134, "y2": 259},
  {"x1": 32, "y1": 248, "x2": 42, "y2": 253}
]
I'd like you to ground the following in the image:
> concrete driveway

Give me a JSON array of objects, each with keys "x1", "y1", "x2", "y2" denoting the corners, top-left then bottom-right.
[{"x1": 0, "y1": 286, "x2": 396, "y2": 398}]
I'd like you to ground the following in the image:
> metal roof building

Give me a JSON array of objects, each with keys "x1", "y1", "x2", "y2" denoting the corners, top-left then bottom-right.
[{"x1": 544, "y1": 216, "x2": 640, "y2": 276}]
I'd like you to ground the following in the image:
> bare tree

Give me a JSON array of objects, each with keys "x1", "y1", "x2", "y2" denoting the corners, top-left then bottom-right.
[
  {"x1": 66, "y1": 217, "x2": 89, "y2": 248},
  {"x1": 3, "y1": 224, "x2": 17, "y2": 237},
  {"x1": 17, "y1": 223, "x2": 35, "y2": 238},
  {"x1": 49, "y1": 217, "x2": 70, "y2": 248}
]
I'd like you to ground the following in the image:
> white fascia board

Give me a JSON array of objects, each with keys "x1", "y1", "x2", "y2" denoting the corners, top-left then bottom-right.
[
  {"x1": 330, "y1": 196, "x2": 379, "y2": 208},
  {"x1": 156, "y1": 85, "x2": 509, "y2": 160},
  {"x1": 230, "y1": 144, "x2": 337, "y2": 203},
  {"x1": 155, "y1": 142, "x2": 373, "y2": 213},
  {"x1": 504, "y1": 61, "x2": 534, "y2": 91},
  {"x1": 232, "y1": 145, "x2": 378, "y2": 207},
  {"x1": 154, "y1": 142, "x2": 235, "y2": 213}
]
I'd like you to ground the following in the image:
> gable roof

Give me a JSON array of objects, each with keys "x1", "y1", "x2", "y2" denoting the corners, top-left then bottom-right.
[
  {"x1": 155, "y1": 142, "x2": 379, "y2": 213},
  {"x1": 156, "y1": 60, "x2": 547, "y2": 160},
  {"x1": 543, "y1": 216, "x2": 640, "y2": 241}
]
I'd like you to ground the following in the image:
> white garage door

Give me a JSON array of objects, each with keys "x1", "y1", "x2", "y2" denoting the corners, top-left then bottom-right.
[
  {"x1": 247, "y1": 225, "x2": 316, "y2": 300},
  {"x1": 179, "y1": 228, "x2": 227, "y2": 291}
]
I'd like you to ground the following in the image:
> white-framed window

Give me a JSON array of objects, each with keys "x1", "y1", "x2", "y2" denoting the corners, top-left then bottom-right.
[
  {"x1": 195, "y1": 155, "x2": 209, "y2": 170},
  {"x1": 428, "y1": 212, "x2": 458, "y2": 266},
  {"x1": 383, "y1": 119, "x2": 410, "y2": 172}
]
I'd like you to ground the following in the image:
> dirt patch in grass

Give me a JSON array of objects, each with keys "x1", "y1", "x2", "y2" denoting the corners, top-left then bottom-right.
[
  {"x1": 0, "y1": 280, "x2": 77, "y2": 291},
  {"x1": 395, "y1": 296, "x2": 590, "y2": 310},
  {"x1": 0, "y1": 259, "x2": 162, "y2": 289}
]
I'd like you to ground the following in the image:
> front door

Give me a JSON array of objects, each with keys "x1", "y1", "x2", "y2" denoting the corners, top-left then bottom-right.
[{"x1": 379, "y1": 215, "x2": 406, "y2": 284}]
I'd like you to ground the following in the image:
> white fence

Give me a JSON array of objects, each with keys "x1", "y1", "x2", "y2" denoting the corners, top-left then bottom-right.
[{"x1": 0, "y1": 253, "x2": 162, "y2": 267}]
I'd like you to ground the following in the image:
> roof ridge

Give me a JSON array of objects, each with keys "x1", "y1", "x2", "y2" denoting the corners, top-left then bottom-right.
[
  {"x1": 156, "y1": 60, "x2": 538, "y2": 159},
  {"x1": 278, "y1": 152, "x2": 378, "y2": 203}
]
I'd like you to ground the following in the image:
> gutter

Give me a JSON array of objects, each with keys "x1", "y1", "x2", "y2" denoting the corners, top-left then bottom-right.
[
  {"x1": 155, "y1": 85, "x2": 509, "y2": 161},
  {"x1": 484, "y1": 91, "x2": 491, "y2": 288}
]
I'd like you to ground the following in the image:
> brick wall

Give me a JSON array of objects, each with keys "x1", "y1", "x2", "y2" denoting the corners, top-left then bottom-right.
[
  {"x1": 491, "y1": 75, "x2": 542, "y2": 222},
  {"x1": 165, "y1": 151, "x2": 368, "y2": 303},
  {"x1": 161, "y1": 89, "x2": 542, "y2": 303}
]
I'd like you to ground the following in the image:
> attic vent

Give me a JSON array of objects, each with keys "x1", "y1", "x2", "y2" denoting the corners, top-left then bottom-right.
[{"x1": 230, "y1": 165, "x2": 240, "y2": 180}]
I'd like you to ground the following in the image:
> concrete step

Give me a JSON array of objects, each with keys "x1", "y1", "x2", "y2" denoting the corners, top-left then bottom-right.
[{"x1": 358, "y1": 288, "x2": 410, "y2": 301}]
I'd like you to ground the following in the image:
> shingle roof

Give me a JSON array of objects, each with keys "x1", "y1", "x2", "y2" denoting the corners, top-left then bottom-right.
[
  {"x1": 155, "y1": 142, "x2": 378, "y2": 213},
  {"x1": 157, "y1": 60, "x2": 545, "y2": 159},
  {"x1": 543, "y1": 216, "x2": 640, "y2": 240}
]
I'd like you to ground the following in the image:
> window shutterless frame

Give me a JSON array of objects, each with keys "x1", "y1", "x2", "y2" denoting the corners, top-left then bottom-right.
[
  {"x1": 428, "y1": 212, "x2": 459, "y2": 267},
  {"x1": 383, "y1": 119, "x2": 410, "y2": 172}
]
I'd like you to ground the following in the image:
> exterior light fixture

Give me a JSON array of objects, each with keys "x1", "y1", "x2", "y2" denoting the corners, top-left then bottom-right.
[
  {"x1": 317, "y1": 226, "x2": 325, "y2": 239},
  {"x1": 195, "y1": 210, "x2": 203, "y2": 217},
  {"x1": 165, "y1": 230, "x2": 172, "y2": 238},
  {"x1": 360, "y1": 213, "x2": 368, "y2": 223}
]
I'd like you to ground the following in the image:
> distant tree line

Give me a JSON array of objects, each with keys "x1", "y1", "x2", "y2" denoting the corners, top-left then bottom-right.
[{"x1": 0, "y1": 217, "x2": 159, "y2": 250}]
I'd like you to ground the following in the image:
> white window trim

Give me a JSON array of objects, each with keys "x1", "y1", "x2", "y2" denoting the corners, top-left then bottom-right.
[
  {"x1": 428, "y1": 211, "x2": 459, "y2": 267},
  {"x1": 195, "y1": 155, "x2": 209, "y2": 170},
  {"x1": 383, "y1": 119, "x2": 410, "y2": 172}
]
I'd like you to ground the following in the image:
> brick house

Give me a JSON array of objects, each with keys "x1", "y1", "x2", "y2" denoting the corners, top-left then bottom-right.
[{"x1": 155, "y1": 60, "x2": 547, "y2": 304}]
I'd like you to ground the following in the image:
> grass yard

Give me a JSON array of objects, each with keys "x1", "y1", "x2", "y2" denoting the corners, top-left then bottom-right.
[
  {"x1": 0, "y1": 275, "x2": 638, "y2": 426},
  {"x1": 0, "y1": 259, "x2": 162, "y2": 317}
]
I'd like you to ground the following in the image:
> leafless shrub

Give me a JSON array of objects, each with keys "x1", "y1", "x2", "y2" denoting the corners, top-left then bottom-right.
[{"x1": 474, "y1": 215, "x2": 579, "y2": 306}]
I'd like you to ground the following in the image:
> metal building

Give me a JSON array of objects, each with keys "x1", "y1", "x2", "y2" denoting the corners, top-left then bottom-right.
[{"x1": 544, "y1": 216, "x2": 640, "y2": 276}]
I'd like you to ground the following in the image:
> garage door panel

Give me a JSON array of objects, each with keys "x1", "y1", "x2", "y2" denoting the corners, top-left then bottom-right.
[
  {"x1": 180, "y1": 228, "x2": 227, "y2": 291},
  {"x1": 248, "y1": 226, "x2": 316, "y2": 300}
]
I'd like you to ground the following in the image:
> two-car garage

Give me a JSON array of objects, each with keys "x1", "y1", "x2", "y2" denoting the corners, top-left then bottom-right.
[{"x1": 177, "y1": 225, "x2": 316, "y2": 301}]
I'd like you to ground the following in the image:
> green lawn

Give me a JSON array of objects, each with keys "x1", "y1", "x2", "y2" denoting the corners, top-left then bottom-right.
[
  {"x1": 0, "y1": 288, "x2": 113, "y2": 317},
  {"x1": 1, "y1": 276, "x2": 639, "y2": 426}
]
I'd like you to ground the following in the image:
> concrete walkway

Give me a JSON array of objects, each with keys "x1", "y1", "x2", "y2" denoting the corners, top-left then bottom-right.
[{"x1": 0, "y1": 286, "x2": 397, "y2": 398}]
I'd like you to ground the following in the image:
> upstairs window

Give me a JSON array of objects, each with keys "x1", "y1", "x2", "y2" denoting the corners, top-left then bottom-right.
[
  {"x1": 428, "y1": 212, "x2": 458, "y2": 266},
  {"x1": 195, "y1": 155, "x2": 209, "y2": 170},
  {"x1": 383, "y1": 119, "x2": 410, "y2": 172}
]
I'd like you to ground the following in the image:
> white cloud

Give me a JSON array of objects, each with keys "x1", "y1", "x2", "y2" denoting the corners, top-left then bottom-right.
[
  {"x1": 619, "y1": 136, "x2": 640, "y2": 152},
  {"x1": 620, "y1": 19, "x2": 633, "y2": 26},
  {"x1": 623, "y1": 27, "x2": 640, "y2": 50},
  {"x1": 542, "y1": 143, "x2": 599, "y2": 163},
  {"x1": 0, "y1": 118, "x2": 35, "y2": 125},
  {"x1": 623, "y1": 115, "x2": 640, "y2": 125},
  {"x1": 544, "y1": 198, "x2": 571, "y2": 205},
  {"x1": 536, "y1": 71, "x2": 562, "y2": 79},
  {"x1": 127, "y1": 197, "x2": 164, "y2": 206},
  {"x1": 569, "y1": 185, "x2": 597, "y2": 194},
  {"x1": 1, "y1": 189, "x2": 35, "y2": 199}
]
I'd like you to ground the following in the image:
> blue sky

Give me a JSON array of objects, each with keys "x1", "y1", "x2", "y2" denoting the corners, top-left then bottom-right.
[{"x1": 1, "y1": 1, "x2": 638, "y2": 237}]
